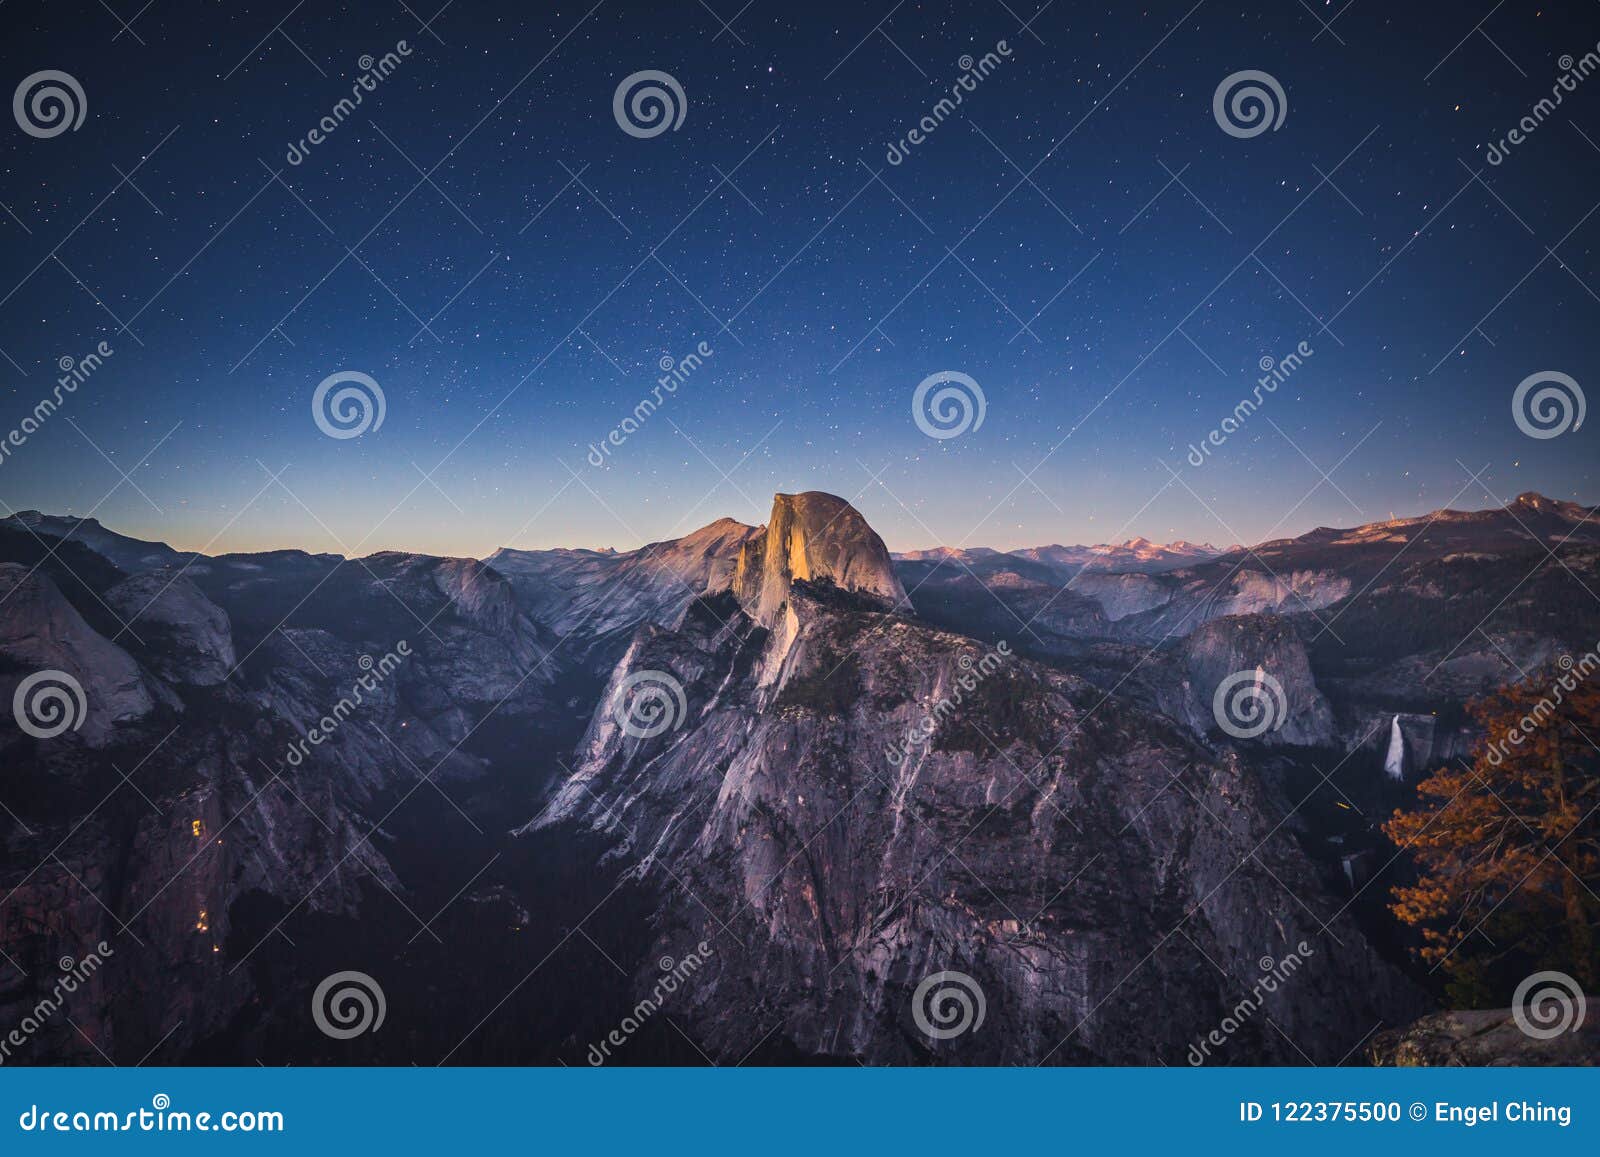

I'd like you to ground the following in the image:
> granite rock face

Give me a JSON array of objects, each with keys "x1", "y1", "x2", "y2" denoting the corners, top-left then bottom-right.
[
  {"x1": 488, "y1": 517, "x2": 759, "y2": 669},
  {"x1": 0, "y1": 533, "x2": 564, "y2": 1064},
  {"x1": 900, "y1": 492, "x2": 1600, "y2": 651},
  {"x1": 1165, "y1": 614, "x2": 1336, "y2": 746},
  {"x1": 533, "y1": 559, "x2": 1420, "y2": 1064},
  {"x1": 105, "y1": 570, "x2": 237, "y2": 686},
  {"x1": 6, "y1": 490, "x2": 1596, "y2": 1065},
  {"x1": 730, "y1": 492, "x2": 911, "y2": 629},
  {"x1": 0, "y1": 563, "x2": 155, "y2": 745}
]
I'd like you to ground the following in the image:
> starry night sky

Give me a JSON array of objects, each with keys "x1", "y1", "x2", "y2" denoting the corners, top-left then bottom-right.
[{"x1": 0, "y1": 0, "x2": 1596, "y2": 557}]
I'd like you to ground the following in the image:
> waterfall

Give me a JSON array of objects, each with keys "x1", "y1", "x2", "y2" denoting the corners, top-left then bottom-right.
[{"x1": 1383, "y1": 714, "x2": 1406, "y2": 780}]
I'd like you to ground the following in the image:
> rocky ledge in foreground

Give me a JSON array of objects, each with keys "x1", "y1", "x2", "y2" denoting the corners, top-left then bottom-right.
[{"x1": 1370, "y1": 1008, "x2": 1600, "y2": 1066}]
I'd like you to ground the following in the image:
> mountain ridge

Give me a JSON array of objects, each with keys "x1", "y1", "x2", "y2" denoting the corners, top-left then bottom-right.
[
  {"x1": 2, "y1": 485, "x2": 1596, "y2": 1064},
  {"x1": 6, "y1": 490, "x2": 1591, "y2": 573}
]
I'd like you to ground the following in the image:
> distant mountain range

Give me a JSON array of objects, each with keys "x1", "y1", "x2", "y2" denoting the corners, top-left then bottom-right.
[
  {"x1": 896, "y1": 536, "x2": 1229, "y2": 575},
  {"x1": 1, "y1": 490, "x2": 1595, "y2": 1065}
]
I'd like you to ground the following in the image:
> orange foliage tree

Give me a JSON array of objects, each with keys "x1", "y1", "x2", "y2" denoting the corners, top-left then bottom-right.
[{"x1": 1383, "y1": 660, "x2": 1600, "y2": 995}]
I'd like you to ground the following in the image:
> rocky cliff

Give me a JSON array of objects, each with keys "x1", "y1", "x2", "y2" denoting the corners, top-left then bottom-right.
[
  {"x1": 488, "y1": 517, "x2": 759, "y2": 668},
  {"x1": 729, "y1": 491, "x2": 911, "y2": 628},
  {"x1": 1165, "y1": 614, "x2": 1336, "y2": 746},
  {"x1": 7, "y1": 490, "x2": 1595, "y2": 1066},
  {"x1": 0, "y1": 563, "x2": 156, "y2": 746},
  {"x1": 0, "y1": 528, "x2": 566, "y2": 1064},
  {"x1": 531, "y1": 515, "x2": 1420, "y2": 1064}
]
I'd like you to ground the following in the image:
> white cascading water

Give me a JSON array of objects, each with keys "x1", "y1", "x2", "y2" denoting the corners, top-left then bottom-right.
[{"x1": 1383, "y1": 714, "x2": 1406, "y2": 780}]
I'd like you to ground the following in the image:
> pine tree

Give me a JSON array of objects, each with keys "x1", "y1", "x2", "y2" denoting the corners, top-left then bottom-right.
[{"x1": 1383, "y1": 660, "x2": 1600, "y2": 995}]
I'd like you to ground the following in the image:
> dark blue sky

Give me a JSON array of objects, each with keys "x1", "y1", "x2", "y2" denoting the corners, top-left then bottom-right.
[{"x1": 0, "y1": 0, "x2": 1595, "y2": 555}]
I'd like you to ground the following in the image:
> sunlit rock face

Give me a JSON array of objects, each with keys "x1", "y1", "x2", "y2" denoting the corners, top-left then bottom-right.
[{"x1": 729, "y1": 491, "x2": 911, "y2": 629}]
